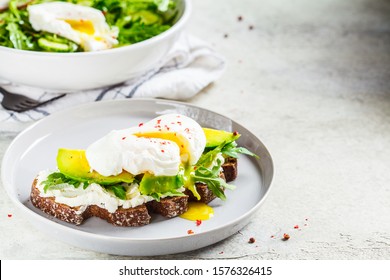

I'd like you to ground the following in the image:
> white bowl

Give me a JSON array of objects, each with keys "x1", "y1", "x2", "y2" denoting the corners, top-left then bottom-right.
[{"x1": 0, "y1": 0, "x2": 191, "y2": 91}]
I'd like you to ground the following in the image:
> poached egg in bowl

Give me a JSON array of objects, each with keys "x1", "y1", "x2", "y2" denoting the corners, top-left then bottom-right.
[
  {"x1": 0, "y1": 0, "x2": 189, "y2": 90},
  {"x1": 28, "y1": 2, "x2": 118, "y2": 51}
]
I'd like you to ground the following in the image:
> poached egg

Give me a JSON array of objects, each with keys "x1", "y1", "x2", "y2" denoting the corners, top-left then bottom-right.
[
  {"x1": 28, "y1": 2, "x2": 118, "y2": 51},
  {"x1": 0, "y1": 0, "x2": 9, "y2": 10},
  {"x1": 86, "y1": 114, "x2": 206, "y2": 177}
]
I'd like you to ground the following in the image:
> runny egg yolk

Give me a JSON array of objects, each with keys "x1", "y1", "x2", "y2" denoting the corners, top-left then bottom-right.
[
  {"x1": 180, "y1": 202, "x2": 214, "y2": 221},
  {"x1": 64, "y1": 19, "x2": 95, "y2": 35},
  {"x1": 134, "y1": 131, "x2": 191, "y2": 162}
]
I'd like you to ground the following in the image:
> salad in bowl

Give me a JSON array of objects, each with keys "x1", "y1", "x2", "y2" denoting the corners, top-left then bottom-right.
[
  {"x1": 0, "y1": 0, "x2": 179, "y2": 52},
  {"x1": 0, "y1": 0, "x2": 190, "y2": 90}
]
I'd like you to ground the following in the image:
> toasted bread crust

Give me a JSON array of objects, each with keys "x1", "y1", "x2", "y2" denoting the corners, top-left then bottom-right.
[
  {"x1": 222, "y1": 157, "x2": 238, "y2": 182},
  {"x1": 147, "y1": 196, "x2": 189, "y2": 218},
  {"x1": 30, "y1": 157, "x2": 238, "y2": 226},
  {"x1": 30, "y1": 179, "x2": 151, "y2": 226},
  {"x1": 185, "y1": 182, "x2": 217, "y2": 204},
  {"x1": 31, "y1": 180, "x2": 85, "y2": 225}
]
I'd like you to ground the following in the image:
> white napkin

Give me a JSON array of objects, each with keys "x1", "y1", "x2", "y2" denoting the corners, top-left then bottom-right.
[{"x1": 0, "y1": 33, "x2": 226, "y2": 123}]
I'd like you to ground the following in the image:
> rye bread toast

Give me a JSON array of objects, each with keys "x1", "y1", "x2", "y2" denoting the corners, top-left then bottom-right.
[
  {"x1": 30, "y1": 158, "x2": 238, "y2": 226},
  {"x1": 222, "y1": 157, "x2": 237, "y2": 183},
  {"x1": 147, "y1": 196, "x2": 189, "y2": 218},
  {"x1": 30, "y1": 179, "x2": 151, "y2": 226}
]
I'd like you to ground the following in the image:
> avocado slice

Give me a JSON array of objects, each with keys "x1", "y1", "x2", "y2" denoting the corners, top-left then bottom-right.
[
  {"x1": 132, "y1": 10, "x2": 163, "y2": 25},
  {"x1": 56, "y1": 148, "x2": 134, "y2": 184},
  {"x1": 203, "y1": 128, "x2": 240, "y2": 148},
  {"x1": 139, "y1": 172, "x2": 183, "y2": 196},
  {"x1": 38, "y1": 36, "x2": 79, "y2": 53}
]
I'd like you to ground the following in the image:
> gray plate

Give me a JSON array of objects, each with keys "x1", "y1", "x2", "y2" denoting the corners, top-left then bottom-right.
[{"x1": 1, "y1": 98, "x2": 273, "y2": 256}]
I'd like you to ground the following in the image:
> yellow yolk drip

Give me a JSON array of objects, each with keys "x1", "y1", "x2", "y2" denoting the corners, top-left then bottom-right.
[
  {"x1": 134, "y1": 131, "x2": 190, "y2": 162},
  {"x1": 180, "y1": 202, "x2": 214, "y2": 221},
  {"x1": 64, "y1": 19, "x2": 95, "y2": 35}
]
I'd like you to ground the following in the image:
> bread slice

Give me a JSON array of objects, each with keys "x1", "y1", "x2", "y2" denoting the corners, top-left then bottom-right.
[
  {"x1": 147, "y1": 196, "x2": 188, "y2": 218},
  {"x1": 222, "y1": 157, "x2": 238, "y2": 182},
  {"x1": 30, "y1": 179, "x2": 151, "y2": 227},
  {"x1": 184, "y1": 182, "x2": 217, "y2": 204},
  {"x1": 30, "y1": 158, "x2": 238, "y2": 226}
]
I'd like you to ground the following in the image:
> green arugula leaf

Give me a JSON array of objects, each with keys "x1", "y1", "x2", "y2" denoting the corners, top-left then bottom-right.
[
  {"x1": 117, "y1": 21, "x2": 170, "y2": 45},
  {"x1": 42, "y1": 172, "x2": 85, "y2": 193},
  {"x1": 8, "y1": 0, "x2": 21, "y2": 21},
  {"x1": 105, "y1": 185, "x2": 127, "y2": 200},
  {"x1": 193, "y1": 136, "x2": 258, "y2": 200},
  {"x1": 91, "y1": 0, "x2": 175, "y2": 46},
  {"x1": 196, "y1": 140, "x2": 259, "y2": 170},
  {"x1": 221, "y1": 141, "x2": 259, "y2": 159},
  {"x1": 192, "y1": 159, "x2": 235, "y2": 201},
  {"x1": 42, "y1": 172, "x2": 130, "y2": 200},
  {"x1": 2, "y1": 1, "x2": 36, "y2": 50},
  {"x1": 196, "y1": 142, "x2": 224, "y2": 168}
]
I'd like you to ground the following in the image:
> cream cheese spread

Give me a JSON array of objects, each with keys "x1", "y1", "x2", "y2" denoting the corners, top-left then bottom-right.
[{"x1": 36, "y1": 170, "x2": 155, "y2": 213}]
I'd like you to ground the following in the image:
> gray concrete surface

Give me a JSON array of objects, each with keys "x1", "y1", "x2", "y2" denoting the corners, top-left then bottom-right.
[{"x1": 1, "y1": 0, "x2": 390, "y2": 259}]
